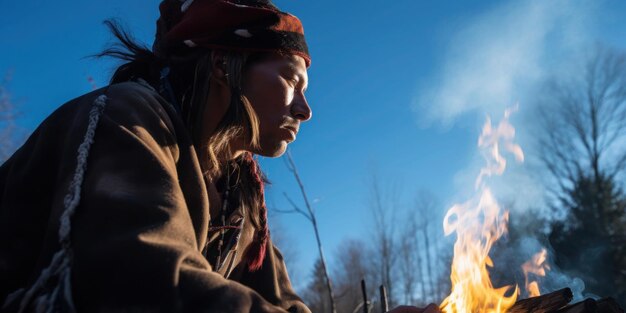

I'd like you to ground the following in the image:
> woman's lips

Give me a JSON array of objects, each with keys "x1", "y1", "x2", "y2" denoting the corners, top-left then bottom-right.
[{"x1": 282, "y1": 126, "x2": 298, "y2": 141}]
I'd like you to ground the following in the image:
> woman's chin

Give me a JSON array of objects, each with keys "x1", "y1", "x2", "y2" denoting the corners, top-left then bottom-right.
[{"x1": 256, "y1": 141, "x2": 288, "y2": 158}]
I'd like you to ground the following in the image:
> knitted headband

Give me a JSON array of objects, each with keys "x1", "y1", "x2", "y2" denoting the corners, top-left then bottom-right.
[{"x1": 153, "y1": 0, "x2": 311, "y2": 67}]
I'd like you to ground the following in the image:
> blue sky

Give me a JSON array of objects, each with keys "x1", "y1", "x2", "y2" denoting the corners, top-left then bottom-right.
[{"x1": 2, "y1": 0, "x2": 626, "y2": 290}]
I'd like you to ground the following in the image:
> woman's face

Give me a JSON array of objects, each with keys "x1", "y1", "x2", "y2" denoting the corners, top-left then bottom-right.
[{"x1": 242, "y1": 54, "x2": 311, "y2": 157}]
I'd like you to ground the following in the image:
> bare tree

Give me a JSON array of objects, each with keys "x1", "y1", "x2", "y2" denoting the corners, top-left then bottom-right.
[
  {"x1": 303, "y1": 258, "x2": 333, "y2": 313},
  {"x1": 433, "y1": 227, "x2": 454, "y2": 303},
  {"x1": 368, "y1": 175, "x2": 400, "y2": 308},
  {"x1": 416, "y1": 194, "x2": 437, "y2": 301},
  {"x1": 416, "y1": 229, "x2": 428, "y2": 305},
  {"x1": 535, "y1": 45, "x2": 626, "y2": 304},
  {"x1": 274, "y1": 150, "x2": 337, "y2": 313},
  {"x1": 537, "y1": 45, "x2": 626, "y2": 205},
  {"x1": 409, "y1": 190, "x2": 451, "y2": 304},
  {"x1": 332, "y1": 239, "x2": 376, "y2": 313},
  {"x1": 398, "y1": 213, "x2": 419, "y2": 305}
]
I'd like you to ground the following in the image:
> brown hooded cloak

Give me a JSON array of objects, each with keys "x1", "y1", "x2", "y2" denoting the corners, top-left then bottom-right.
[{"x1": 0, "y1": 81, "x2": 310, "y2": 313}]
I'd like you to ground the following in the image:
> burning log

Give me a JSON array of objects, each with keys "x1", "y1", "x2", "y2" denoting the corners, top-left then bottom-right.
[
  {"x1": 505, "y1": 288, "x2": 624, "y2": 313},
  {"x1": 508, "y1": 288, "x2": 573, "y2": 313}
]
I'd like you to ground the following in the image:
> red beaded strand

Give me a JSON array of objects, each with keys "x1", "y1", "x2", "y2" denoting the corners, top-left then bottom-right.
[{"x1": 243, "y1": 152, "x2": 269, "y2": 271}]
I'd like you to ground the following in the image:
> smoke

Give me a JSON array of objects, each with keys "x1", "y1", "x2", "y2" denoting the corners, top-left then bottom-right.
[
  {"x1": 415, "y1": 0, "x2": 600, "y2": 220},
  {"x1": 414, "y1": 0, "x2": 594, "y2": 126},
  {"x1": 492, "y1": 236, "x2": 586, "y2": 301}
]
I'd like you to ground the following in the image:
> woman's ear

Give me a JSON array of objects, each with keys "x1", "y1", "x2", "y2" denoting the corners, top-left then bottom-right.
[{"x1": 210, "y1": 51, "x2": 229, "y2": 87}]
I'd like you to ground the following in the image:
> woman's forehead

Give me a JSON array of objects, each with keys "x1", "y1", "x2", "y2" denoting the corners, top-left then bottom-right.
[
  {"x1": 252, "y1": 53, "x2": 308, "y2": 74},
  {"x1": 283, "y1": 55, "x2": 308, "y2": 74}
]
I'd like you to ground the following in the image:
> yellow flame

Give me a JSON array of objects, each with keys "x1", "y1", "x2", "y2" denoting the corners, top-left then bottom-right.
[
  {"x1": 440, "y1": 108, "x2": 523, "y2": 313},
  {"x1": 521, "y1": 249, "x2": 550, "y2": 297}
]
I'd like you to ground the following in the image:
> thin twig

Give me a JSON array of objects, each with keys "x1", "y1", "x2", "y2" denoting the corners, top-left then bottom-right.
[
  {"x1": 361, "y1": 280, "x2": 369, "y2": 313},
  {"x1": 281, "y1": 150, "x2": 337, "y2": 313}
]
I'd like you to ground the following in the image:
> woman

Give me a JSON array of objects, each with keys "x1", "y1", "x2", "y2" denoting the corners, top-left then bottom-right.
[{"x1": 0, "y1": 0, "x2": 439, "y2": 312}]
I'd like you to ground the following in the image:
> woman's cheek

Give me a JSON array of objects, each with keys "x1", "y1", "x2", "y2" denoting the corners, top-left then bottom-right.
[
  {"x1": 285, "y1": 88, "x2": 294, "y2": 104},
  {"x1": 277, "y1": 79, "x2": 295, "y2": 105}
]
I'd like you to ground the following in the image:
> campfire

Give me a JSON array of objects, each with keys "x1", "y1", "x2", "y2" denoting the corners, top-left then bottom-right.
[{"x1": 436, "y1": 108, "x2": 624, "y2": 313}]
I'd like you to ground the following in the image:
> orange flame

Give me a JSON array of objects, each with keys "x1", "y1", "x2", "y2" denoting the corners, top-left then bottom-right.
[
  {"x1": 440, "y1": 107, "x2": 523, "y2": 313},
  {"x1": 522, "y1": 249, "x2": 550, "y2": 297}
]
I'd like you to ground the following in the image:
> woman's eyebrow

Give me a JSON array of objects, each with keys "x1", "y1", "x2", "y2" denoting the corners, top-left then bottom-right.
[{"x1": 282, "y1": 62, "x2": 300, "y2": 74}]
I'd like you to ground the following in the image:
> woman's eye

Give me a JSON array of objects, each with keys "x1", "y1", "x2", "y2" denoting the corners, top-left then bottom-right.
[{"x1": 281, "y1": 74, "x2": 297, "y2": 86}]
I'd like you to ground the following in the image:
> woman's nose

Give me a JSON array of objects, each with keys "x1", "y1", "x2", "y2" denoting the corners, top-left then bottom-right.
[{"x1": 291, "y1": 93, "x2": 312, "y2": 122}]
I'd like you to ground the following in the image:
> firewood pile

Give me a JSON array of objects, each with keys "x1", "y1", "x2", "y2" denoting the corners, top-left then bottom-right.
[{"x1": 508, "y1": 288, "x2": 623, "y2": 313}]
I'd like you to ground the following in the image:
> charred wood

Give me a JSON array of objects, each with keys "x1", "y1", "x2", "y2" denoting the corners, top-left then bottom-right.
[
  {"x1": 508, "y1": 288, "x2": 574, "y2": 313},
  {"x1": 596, "y1": 298, "x2": 624, "y2": 313},
  {"x1": 505, "y1": 289, "x2": 624, "y2": 313},
  {"x1": 553, "y1": 299, "x2": 597, "y2": 313}
]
